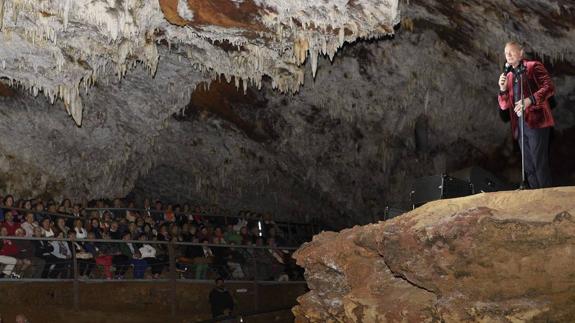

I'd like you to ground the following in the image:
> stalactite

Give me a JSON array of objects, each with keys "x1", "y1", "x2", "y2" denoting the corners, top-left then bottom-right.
[{"x1": 0, "y1": 0, "x2": 5, "y2": 31}]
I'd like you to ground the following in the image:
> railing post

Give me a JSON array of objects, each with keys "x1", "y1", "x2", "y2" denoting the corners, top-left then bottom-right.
[
  {"x1": 287, "y1": 222, "x2": 292, "y2": 245},
  {"x1": 168, "y1": 241, "x2": 177, "y2": 317},
  {"x1": 251, "y1": 248, "x2": 259, "y2": 312},
  {"x1": 71, "y1": 240, "x2": 79, "y2": 311}
]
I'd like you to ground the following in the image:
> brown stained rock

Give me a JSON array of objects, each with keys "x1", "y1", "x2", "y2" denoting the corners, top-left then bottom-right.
[
  {"x1": 293, "y1": 224, "x2": 438, "y2": 322},
  {"x1": 158, "y1": 0, "x2": 189, "y2": 26},
  {"x1": 294, "y1": 187, "x2": 575, "y2": 322},
  {"x1": 0, "y1": 81, "x2": 14, "y2": 97},
  {"x1": 159, "y1": 0, "x2": 266, "y2": 31}
]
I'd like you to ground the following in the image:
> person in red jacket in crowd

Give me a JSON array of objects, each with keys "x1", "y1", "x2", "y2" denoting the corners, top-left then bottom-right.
[
  {"x1": 0, "y1": 226, "x2": 23, "y2": 278},
  {"x1": 2, "y1": 212, "x2": 21, "y2": 236},
  {"x1": 498, "y1": 41, "x2": 555, "y2": 189}
]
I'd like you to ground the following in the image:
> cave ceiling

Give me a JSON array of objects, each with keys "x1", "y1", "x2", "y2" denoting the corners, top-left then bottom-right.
[
  {"x1": 0, "y1": 0, "x2": 574, "y2": 225},
  {"x1": 0, "y1": 0, "x2": 399, "y2": 125}
]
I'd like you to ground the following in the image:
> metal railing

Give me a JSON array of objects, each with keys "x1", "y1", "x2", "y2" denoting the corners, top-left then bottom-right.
[
  {"x1": 0, "y1": 235, "x2": 305, "y2": 315},
  {"x1": 0, "y1": 206, "x2": 79, "y2": 219}
]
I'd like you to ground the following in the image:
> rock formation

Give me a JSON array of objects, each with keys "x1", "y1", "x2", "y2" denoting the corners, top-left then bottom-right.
[
  {"x1": 0, "y1": 0, "x2": 574, "y2": 224},
  {"x1": 293, "y1": 187, "x2": 575, "y2": 322},
  {"x1": 0, "y1": 0, "x2": 399, "y2": 125}
]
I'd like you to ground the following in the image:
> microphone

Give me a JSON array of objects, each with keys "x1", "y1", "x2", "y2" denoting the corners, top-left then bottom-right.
[{"x1": 503, "y1": 63, "x2": 513, "y2": 74}]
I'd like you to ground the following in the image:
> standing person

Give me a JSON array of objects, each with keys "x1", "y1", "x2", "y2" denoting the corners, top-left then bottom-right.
[
  {"x1": 209, "y1": 277, "x2": 234, "y2": 319},
  {"x1": 498, "y1": 41, "x2": 555, "y2": 189}
]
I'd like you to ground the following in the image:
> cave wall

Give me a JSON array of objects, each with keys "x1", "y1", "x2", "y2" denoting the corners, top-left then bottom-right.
[
  {"x1": 135, "y1": 0, "x2": 575, "y2": 225},
  {"x1": 0, "y1": 52, "x2": 209, "y2": 200}
]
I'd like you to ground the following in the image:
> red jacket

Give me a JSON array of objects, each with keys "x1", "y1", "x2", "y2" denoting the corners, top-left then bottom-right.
[
  {"x1": 0, "y1": 239, "x2": 19, "y2": 256},
  {"x1": 498, "y1": 60, "x2": 555, "y2": 139}
]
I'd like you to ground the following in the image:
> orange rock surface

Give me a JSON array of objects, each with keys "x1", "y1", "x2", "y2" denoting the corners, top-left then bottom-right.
[{"x1": 293, "y1": 187, "x2": 575, "y2": 322}]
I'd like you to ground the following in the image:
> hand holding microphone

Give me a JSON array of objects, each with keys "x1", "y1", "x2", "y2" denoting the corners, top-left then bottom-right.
[
  {"x1": 499, "y1": 74, "x2": 508, "y2": 91},
  {"x1": 499, "y1": 63, "x2": 512, "y2": 91}
]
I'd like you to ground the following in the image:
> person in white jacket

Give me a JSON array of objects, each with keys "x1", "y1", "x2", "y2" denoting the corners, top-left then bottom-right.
[{"x1": 138, "y1": 235, "x2": 163, "y2": 279}]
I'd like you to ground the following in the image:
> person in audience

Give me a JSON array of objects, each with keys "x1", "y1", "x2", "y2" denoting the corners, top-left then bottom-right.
[
  {"x1": 267, "y1": 237, "x2": 287, "y2": 280},
  {"x1": 71, "y1": 204, "x2": 82, "y2": 218},
  {"x1": 194, "y1": 238, "x2": 214, "y2": 280},
  {"x1": 17, "y1": 226, "x2": 44, "y2": 278},
  {"x1": 110, "y1": 234, "x2": 130, "y2": 280},
  {"x1": 47, "y1": 201, "x2": 58, "y2": 215},
  {"x1": 0, "y1": 195, "x2": 16, "y2": 222},
  {"x1": 232, "y1": 213, "x2": 248, "y2": 233},
  {"x1": 73, "y1": 219, "x2": 87, "y2": 239},
  {"x1": 141, "y1": 223, "x2": 153, "y2": 240},
  {"x1": 267, "y1": 226, "x2": 285, "y2": 246},
  {"x1": 153, "y1": 200, "x2": 164, "y2": 224},
  {"x1": 209, "y1": 277, "x2": 234, "y2": 319},
  {"x1": 89, "y1": 218, "x2": 102, "y2": 239},
  {"x1": 0, "y1": 226, "x2": 24, "y2": 278},
  {"x1": 60, "y1": 199, "x2": 72, "y2": 214},
  {"x1": 225, "y1": 242, "x2": 245, "y2": 280},
  {"x1": 253, "y1": 237, "x2": 274, "y2": 281},
  {"x1": 22, "y1": 199, "x2": 33, "y2": 214},
  {"x1": 0, "y1": 239, "x2": 18, "y2": 279},
  {"x1": 48, "y1": 230, "x2": 72, "y2": 278},
  {"x1": 164, "y1": 204, "x2": 175, "y2": 223},
  {"x1": 224, "y1": 224, "x2": 241, "y2": 245},
  {"x1": 127, "y1": 222, "x2": 139, "y2": 238},
  {"x1": 212, "y1": 227, "x2": 227, "y2": 245},
  {"x1": 239, "y1": 226, "x2": 251, "y2": 245},
  {"x1": 20, "y1": 213, "x2": 37, "y2": 237},
  {"x1": 68, "y1": 230, "x2": 94, "y2": 278},
  {"x1": 174, "y1": 204, "x2": 186, "y2": 224},
  {"x1": 92, "y1": 233, "x2": 116, "y2": 280},
  {"x1": 191, "y1": 206, "x2": 204, "y2": 226},
  {"x1": 197, "y1": 225, "x2": 211, "y2": 242},
  {"x1": 143, "y1": 198, "x2": 152, "y2": 218},
  {"x1": 2, "y1": 212, "x2": 20, "y2": 236},
  {"x1": 183, "y1": 224, "x2": 197, "y2": 242},
  {"x1": 118, "y1": 232, "x2": 147, "y2": 279},
  {"x1": 109, "y1": 221, "x2": 122, "y2": 240},
  {"x1": 138, "y1": 234, "x2": 162, "y2": 279},
  {"x1": 55, "y1": 217, "x2": 70, "y2": 237},
  {"x1": 34, "y1": 202, "x2": 45, "y2": 222},
  {"x1": 12, "y1": 228, "x2": 33, "y2": 277},
  {"x1": 33, "y1": 227, "x2": 57, "y2": 278},
  {"x1": 112, "y1": 198, "x2": 124, "y2": 219},
  {"x1": 126, "y1": 201, "x2": 138, "y2": 223},
  {"x1": 40, "y1": 218, "x2": 54, "y2": 238},
  {"x1": 156, "y1": 225, "x2": 170, "y2": 242}
]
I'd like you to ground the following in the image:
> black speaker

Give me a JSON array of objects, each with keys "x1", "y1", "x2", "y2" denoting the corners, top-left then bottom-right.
[
  {"x1": 411, "y1": 174, "x2": 472, "y2": 207},
  {"x1": 383, "y1": 206, "x2": 406, "y2": 221},
  {"x1": 451, "y1": 167, "x2": 511, "y2": 194}
]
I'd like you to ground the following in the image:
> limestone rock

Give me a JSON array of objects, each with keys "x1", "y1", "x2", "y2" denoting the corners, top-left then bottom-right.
[{"x1": 293, "y1": 187, "x2": 575, "y2": 322}]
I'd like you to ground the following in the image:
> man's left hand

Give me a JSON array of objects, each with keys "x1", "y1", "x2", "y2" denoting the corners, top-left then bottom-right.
[{"x1": 514, "y1": 97, "x2": 532, "y2": 117}]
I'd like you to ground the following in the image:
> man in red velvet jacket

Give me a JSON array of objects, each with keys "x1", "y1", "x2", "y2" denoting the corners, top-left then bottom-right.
[{"x1": 498, "y1": 41, "x2": 555, "y2": 189}]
